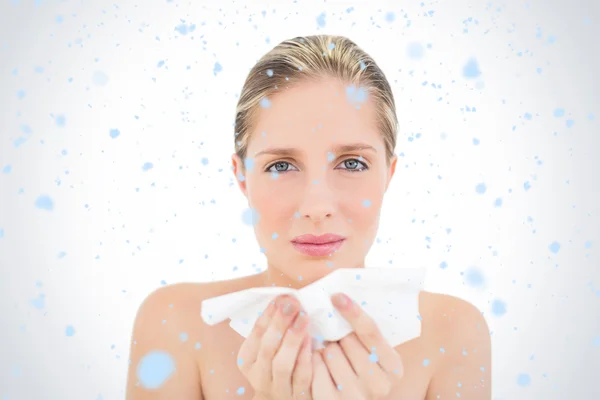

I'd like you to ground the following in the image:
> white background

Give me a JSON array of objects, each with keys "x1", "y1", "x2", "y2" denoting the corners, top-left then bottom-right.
[{"x1": 0, "y1": 0, "x2": 599, "y2": 399}]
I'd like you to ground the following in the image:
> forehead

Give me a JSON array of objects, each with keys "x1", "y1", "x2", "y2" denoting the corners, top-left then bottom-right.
[{"x1": 247, "y1": 78, "x2": 384, "y2": 154}]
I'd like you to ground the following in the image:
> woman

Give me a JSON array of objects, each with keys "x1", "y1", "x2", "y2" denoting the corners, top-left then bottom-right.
[{"x1": 125, "y1": 34, "x2": 492, "y2": 399}]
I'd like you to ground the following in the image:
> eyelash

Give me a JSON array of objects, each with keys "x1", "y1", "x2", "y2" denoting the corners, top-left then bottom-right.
[{"x1": 265, "y1": 158, "x2": 369, "y2": 174}]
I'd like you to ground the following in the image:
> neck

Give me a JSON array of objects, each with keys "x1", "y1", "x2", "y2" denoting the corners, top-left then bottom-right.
[{"x1": 252, "y1": 259, "x2": 366, "y2": 289}]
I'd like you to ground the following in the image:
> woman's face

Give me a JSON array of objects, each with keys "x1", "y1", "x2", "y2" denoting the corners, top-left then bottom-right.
[{"x1": 232, "y1": 77, "x2": 397, "y2": 285}]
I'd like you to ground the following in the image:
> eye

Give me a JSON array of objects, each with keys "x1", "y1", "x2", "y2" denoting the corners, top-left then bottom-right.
[
  {"x1": 266, "y1": 161, "x2": 298, "y2": 173},
  {"x1": 335, "y1": 158, "x2": 368, "y2": 172}
]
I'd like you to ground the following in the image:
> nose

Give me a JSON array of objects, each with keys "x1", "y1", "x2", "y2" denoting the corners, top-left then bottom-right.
[
  {"x1": 300, "y1": 207, "x2": 332, "y2": 222},
  {"x1": 296, "y1": 179, "x2": 334, "y2": 222}
]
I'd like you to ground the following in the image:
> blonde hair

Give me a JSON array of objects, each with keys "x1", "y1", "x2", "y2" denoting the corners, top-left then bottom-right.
[{"x1": 234, "y1": 34, "x2": 398, "y2": 168}]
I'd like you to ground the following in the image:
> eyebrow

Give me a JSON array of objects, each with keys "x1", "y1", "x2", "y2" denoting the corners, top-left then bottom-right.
[{"x1": 253, "y1": 143, "x2": 378, "y2": 158}]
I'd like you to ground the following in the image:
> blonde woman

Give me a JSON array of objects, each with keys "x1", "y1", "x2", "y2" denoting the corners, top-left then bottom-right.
[{"x1": 126, "y1": 35, "x2": 492, "y2": 400}]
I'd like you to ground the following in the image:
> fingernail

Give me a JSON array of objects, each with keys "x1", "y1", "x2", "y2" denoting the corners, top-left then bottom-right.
[
  {"x1": 332, "y1": 293, "x2": 350, "y2": 308},
  {"x1": 282, "y1": 302, "x2": 296, "y2": 316}
]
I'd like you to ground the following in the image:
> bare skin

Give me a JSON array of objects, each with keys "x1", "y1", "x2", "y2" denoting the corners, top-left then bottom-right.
[{"x1": 125, "y1": 273, "x2": 491, "y2": 399}]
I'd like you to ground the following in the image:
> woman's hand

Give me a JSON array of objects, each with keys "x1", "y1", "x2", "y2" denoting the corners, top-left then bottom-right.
[
  {"x1": 311, "y1": 293, "x2": 404, "y2": 400},
  {"x1": 237, "y1": 294, "x2": 313, "y2": 400}
]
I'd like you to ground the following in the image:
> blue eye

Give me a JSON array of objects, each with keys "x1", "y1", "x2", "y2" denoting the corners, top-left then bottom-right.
[
  {"x1": 265, "y1": 158, "x2": 368, "y2": 173},
  {"x1": 336, "y1": 158, "x2": 368, "y2": 172},
  {"x1": 266, "y1": 161, "x2": 298, "y2": 173}
]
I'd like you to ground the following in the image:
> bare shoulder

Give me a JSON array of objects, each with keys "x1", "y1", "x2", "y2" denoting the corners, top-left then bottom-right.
[
  {"x1": 418, "y1": 291, "x2": 492, "y2": 399},
  {"x1": 125, "y1": 277, "x2": 256, "y2": 399},
  {"x1": 419, "y1": 291, "x2": 491, "y2": 343}
]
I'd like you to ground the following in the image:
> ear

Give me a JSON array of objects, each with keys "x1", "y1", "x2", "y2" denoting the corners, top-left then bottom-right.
[
  {"x1": 385, "y1": 154, "x2": 397, "y2": 192},
  {"x1": 231, "y1": 153, "x2": 248, "y2": 199}
]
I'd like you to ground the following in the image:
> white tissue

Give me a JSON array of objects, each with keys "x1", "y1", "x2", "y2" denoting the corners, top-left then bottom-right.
[{"x1": 201, "y1": 267, "x2": 426, "y2": 350}]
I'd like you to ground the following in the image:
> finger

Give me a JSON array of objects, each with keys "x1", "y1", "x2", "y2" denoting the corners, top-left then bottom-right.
[
  {"x1": 338, "y1": 333, "x2": 390, "y2": 393},
  {"x1": 322, "y1": 342, "x2": 358, "y2": 392},
  {"x1": 331, "y1": 293, "x2": 403, "y2": 373},
  {"x1": 292, "y1": 334, "x2": 313, "y2": 398},
  {"x1": 255, "y1": 296, "x2": 300, "y2": 379},
  {"x1": 272, "y1": 310, "x2": 309, "y2": 389},
  {"x1": 311, "y1": 350, "x2": 336, "y2": 399},
  {"x1": 337, "y1": 334, "x2": 373, "y2": 375},
  {"x1": 237, "y1": 299, "x2": 277, "y2": 374}
]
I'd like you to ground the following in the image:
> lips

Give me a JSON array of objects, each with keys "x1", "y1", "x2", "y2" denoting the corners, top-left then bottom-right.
[{"x1": 291, "y1": 233, "x2": 346, "y2": 257}]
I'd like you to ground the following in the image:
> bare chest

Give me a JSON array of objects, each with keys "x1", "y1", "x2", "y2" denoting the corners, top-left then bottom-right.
[{"x1": 196, "y1": 323, "x2": 434, "y2": 400}]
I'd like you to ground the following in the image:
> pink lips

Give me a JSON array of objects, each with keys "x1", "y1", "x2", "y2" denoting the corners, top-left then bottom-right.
[{"x1": 291, "y1": 233, "x2": 346, "y2": 257}]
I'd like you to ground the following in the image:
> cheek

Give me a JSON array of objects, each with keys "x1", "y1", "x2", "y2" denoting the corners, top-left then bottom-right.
[
  {"x1": 247, "y1": 177, "x2": 297, "y2": 230},
  {"x1": 341, "y1": 198, "x2": 381, "y2": 225},
  {"x1": 339, "y1": 178, "x2": 385, "y2": 225}
]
